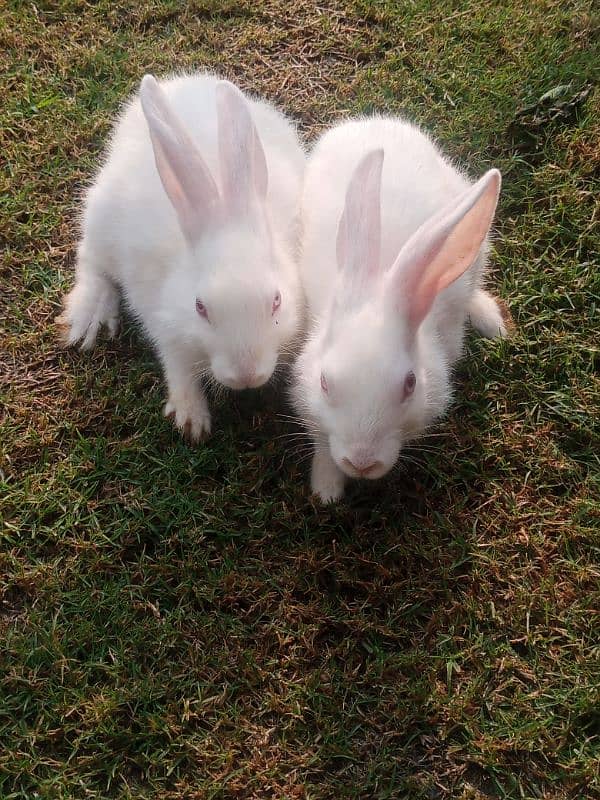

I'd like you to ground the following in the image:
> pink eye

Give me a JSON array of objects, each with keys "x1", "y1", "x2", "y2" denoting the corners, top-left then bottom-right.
[
  {"x1": 196, "y1": 299, "x2": 208, "y2": 320},
  {"x1": 272, "y1": 291, "x2": 281, "y2": 315},
  {"x1": 320, "y1": 373, "x2": 329, "y2": 394},
  {"x1": 403, "y1": 370, "x2": 416, "y2": 398}
]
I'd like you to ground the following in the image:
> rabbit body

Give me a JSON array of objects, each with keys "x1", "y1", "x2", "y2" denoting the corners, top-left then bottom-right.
[
  {"x1": 293, "y1": 117, "x2": 507, "y2": 502},
  {"x1": 62, "y1": 73, "x2": 305, "y2": 441}
]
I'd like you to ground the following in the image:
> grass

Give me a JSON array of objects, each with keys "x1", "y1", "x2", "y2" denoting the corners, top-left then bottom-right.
[{"x1": 1, "y1": 0, "x2": 599, "y2": 797}]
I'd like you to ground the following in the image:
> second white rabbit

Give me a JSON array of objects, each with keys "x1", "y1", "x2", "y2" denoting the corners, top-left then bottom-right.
[{"x1": 292, "y1": 117, "x2": 508, "y2": 502}]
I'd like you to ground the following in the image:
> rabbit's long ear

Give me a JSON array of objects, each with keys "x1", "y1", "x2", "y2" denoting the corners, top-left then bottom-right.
[
  {"x1": 335, "y1": 149, "x2": 384, "y2": 308},
  {"x1": 389, "y1": 169, "x2": 501, "y2": 333},
  {"x1": 140, "y1": 74, "x2": 220, "y2": 242},
  {"x1": 216, "y1": 81, "x2": 268, "y2": 219}
]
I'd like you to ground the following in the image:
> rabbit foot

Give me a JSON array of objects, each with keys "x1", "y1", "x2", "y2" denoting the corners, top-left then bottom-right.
[
  {"x1": 58, "y1": 276, "x2": 120, "y2": 351},
  {"x1": 164, "y1": 392, "x2": 212, "y2": 443},
  {"x1": 311, "y1": 449, "x2": 345, "y2": 504}
]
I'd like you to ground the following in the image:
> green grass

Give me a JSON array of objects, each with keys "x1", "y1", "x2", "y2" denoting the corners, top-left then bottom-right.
[{"x1": 1, "y1": 1, "x2": 599, "y2": 797}]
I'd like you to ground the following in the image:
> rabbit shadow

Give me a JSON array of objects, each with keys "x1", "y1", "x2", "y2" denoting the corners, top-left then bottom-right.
[{"x1": 47, "y1": 317, "x2": 511, "y2": 795}]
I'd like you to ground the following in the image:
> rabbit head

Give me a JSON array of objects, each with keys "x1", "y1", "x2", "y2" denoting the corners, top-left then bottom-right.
[
  {"x1": 294, "y1": 149, "x2": 501, "y2": 480},
  {"x1": 140, "y1": 74, "x2": 299, "y2": 390}
]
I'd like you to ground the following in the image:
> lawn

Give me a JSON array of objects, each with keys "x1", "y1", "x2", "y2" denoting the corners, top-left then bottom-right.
[{"x1": 1, "y1": 1, "x2": 599, "y2": 798}]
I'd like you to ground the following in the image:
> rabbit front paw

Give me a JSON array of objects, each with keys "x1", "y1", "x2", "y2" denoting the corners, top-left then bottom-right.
[
  {"x1": 164, "y1": 391, "x2": 212, "y2": 443},
  {"x1": 311, "y1": 449, "x2": 345, "y2": 504},
  {"x1": 58, "y1": 276, "x2": 120, "y2": 351}
]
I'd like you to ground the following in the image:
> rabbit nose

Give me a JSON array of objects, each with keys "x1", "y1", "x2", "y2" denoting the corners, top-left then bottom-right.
[{"x1": 342, "y1": 456, "x2": 383, "y2": 477}]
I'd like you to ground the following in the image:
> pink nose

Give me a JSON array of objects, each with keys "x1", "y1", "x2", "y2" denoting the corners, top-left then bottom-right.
[{"x1": 342, "y1": 457, "x2": 383, "y2": 477}]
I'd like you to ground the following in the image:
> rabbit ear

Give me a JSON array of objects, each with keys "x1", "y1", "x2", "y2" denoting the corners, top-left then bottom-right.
[
  {"x1": 335, "y1": 149, "x2": 385, "y2": 306},
  {"x1": 390, "y1": 169, "x2": 501, "y2": 332},
  {"x1": 140, "y1": 74, "x2": 220, "y2": 243},
  {"x1": 216, "y1": 81, "x2": 268, "y2": 218}
]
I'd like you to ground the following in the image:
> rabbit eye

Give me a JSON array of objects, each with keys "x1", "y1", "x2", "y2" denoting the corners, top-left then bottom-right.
[
  {"x1": 403, "y1": 370, "x2": 416, "y2": 398},
  {"x1": 196, "y1": 299, "x2": 209, "y2": 320},
  {"x1": 320, "y1": 373, "x2": 329, "y2": 394},
  {"x1": 272, "y1": 291, "x2": 281, "y2": 315}
]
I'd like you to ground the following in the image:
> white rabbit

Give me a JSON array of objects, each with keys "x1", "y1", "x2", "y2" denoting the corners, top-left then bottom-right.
[
  {"x1": 292, "y1": 117, "x2": 508, "y2": 502},
  {"x1": 60, "y1": 73, "x2": 305, "y2": 441}
]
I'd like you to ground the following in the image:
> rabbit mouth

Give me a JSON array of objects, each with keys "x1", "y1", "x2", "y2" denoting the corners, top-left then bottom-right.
[
  {"x1": 218, "y1": 372, "x2": 271, "y2": 390},
  {"x1": 336, "y1": 456, "x2": 390, "y2": 480},
  {"x1": 212, "y1": 359, "x2": 275, "y2": 390},
  {"x1": 220, "y1": 375, "x2": 270, "y2": 391}
]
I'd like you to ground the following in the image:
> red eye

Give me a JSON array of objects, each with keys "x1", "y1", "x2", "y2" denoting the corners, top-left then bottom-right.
[
  {"x1": 403, "y1": 370, "x2": 416, "y2": 398},
  {"x1": 272, "y1": 291, "x2": 281, "y2": 315},
  {"x1": 196, "y1": 299, "x2": 208, "y2": 320},
  {"x1": 320, "y1": 373, "x2": 329, "y2": 394}
]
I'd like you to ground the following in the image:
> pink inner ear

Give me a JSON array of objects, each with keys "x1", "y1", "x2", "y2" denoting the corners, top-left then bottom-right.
[
  {"x1": 336, "y1": 148, "x2": 385, "y2": 305},
  {"x1": 150, "y1": 126, "x2": 221, "y2": 240},
  {"x1": 392, "y1": 169, "x2": 501, "y2": 331},
  {"x1": 216, "y1": 81, "x2": 268, "y2": 218},
  {"x1": 421, "y1": 183, "x2": 499, "y2": 293},
  {"x1": 140, "y1": 75, "x2": 220, "y2": 243}
]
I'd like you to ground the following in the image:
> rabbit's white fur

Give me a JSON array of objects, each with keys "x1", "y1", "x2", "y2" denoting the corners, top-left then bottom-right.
[
  {"x1": 292, "y1": 117, "x2": 507, "y2": 502},
  {"x1": 61, "y1": 73, "x2": 305, "y2": 441}
]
